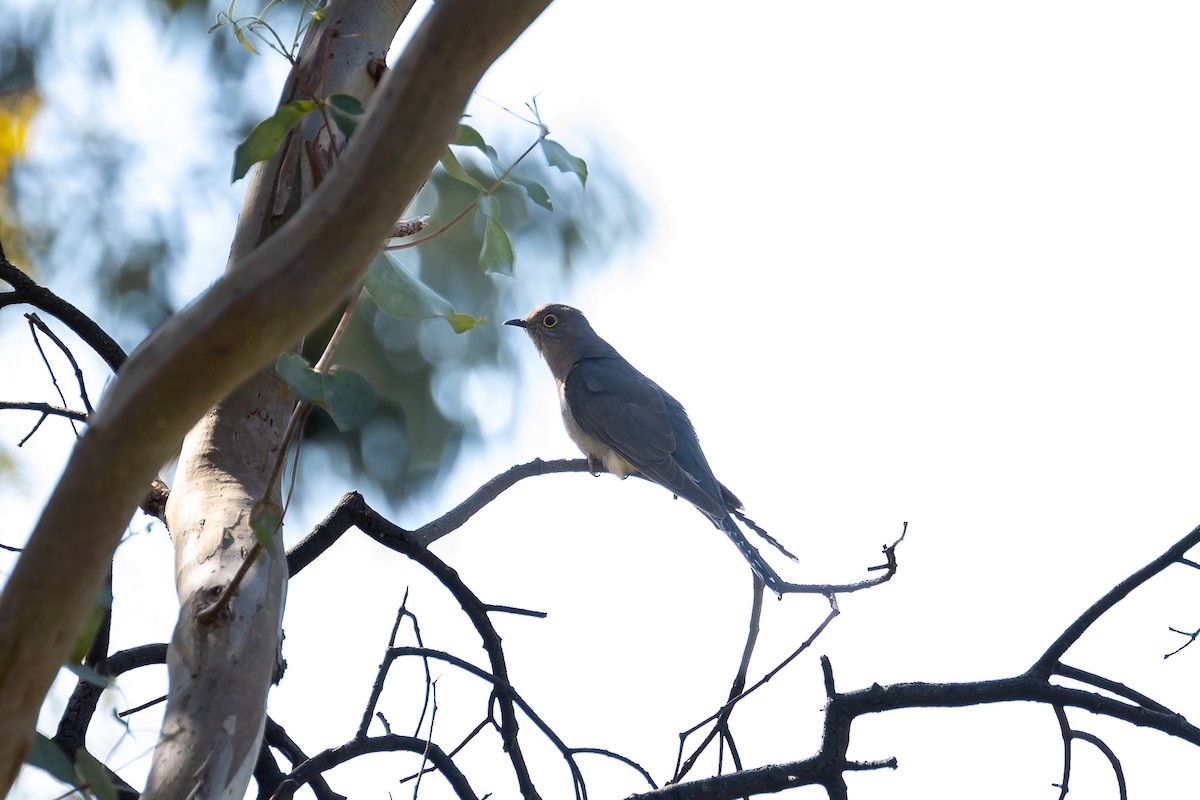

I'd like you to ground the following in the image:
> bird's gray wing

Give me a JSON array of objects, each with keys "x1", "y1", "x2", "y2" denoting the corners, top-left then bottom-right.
[
  {"x1": 567, "y1": 358, "x2": 789, "y2": 592},
  {"x1": 565, "y1": 357, "x2": 726, "y2": 518}
]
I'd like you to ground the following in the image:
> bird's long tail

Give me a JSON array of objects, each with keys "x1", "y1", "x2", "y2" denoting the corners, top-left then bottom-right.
[
  {"x1": 718, "y1": 514, "x2": 788, "y2": 594},
  {"x1": 732, "y1": 509, "x2": 800, "y2": 562}
]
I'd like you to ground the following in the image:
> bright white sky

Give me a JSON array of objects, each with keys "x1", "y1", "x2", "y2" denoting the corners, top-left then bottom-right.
[{"x1": 7, "y1": 2, "x2": 1200, "y2": 799}]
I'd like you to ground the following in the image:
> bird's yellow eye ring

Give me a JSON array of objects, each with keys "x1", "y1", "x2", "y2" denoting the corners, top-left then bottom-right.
[{"x1": 542, "y1": 314, "x2": 558, "y2": 328}]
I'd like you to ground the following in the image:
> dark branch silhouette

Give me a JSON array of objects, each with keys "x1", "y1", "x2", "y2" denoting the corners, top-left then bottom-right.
[
  {"x1": 13, "y1": 249, "x2": 1200, "y2": 799},
  {"x1": 0, "y1": 255, "x2": 128, "y2": 372}
]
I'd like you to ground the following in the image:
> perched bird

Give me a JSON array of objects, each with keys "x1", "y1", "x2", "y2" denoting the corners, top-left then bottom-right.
[{"x1": 505, "y1": 303, "x2": 791, "y2": 592}]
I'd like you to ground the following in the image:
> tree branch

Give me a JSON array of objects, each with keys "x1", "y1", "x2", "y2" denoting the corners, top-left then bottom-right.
[
  {"x1": 1032, "y1": 523, "x2": 1200, "y2": 675},
  {"x1": 0, "y1": 257, "x2": 128, "y2": 372},
  {"x1": 0, "y1": 0, "x2": 555, "y2": 789}
]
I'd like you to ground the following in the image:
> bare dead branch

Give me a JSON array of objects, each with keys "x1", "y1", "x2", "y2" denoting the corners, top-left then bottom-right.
[
  {"x1": 385, "y1": 646, "x2": 585, "y2": 800},
  {"x1": 1052, "y1": 705, "x2": 1072, "y2": 800},
  {"x1": 0, "y1": 258, "x2": 128, "y2": 372},
  {"x1": 288, "y1": 492, "x2": 544, "y2": 799},
  {"x1": 674, "y1": 575, "x2": 766, "y2": 782},
  {"x1": 1055, "y1": 663, "x2": 1174, "y2": 715},
  {"x1": 0, "y1": 401, "x2": 88, "y2": 423},
  {"x1": 54, "y1": 643, "x2": 167, "y2": 763},
  {"x1": 1069, "y1": 731, "x2": 1128, "y2": 800},
  {"x1": 26, "y1": 312, "x2": 94, "y2": 414},
  {"x1": 413, "y1": 458, "x2": 600, "y2": 547},
  {"x1": 1165, "y1": 625, "x2": 1200, "y2": 658},
  {"x1": 1033, "y1": 523, "x2": 1200, "y2": 675},
  {"x1": 357, "y1": 591, "x2": 434, "y2": 741},
  {"x1": 270, "y1": 734, "x2": 477, "y2": 800},
  {"x1": 260, "y1": 717, "x2": 345, "y2": 800}
]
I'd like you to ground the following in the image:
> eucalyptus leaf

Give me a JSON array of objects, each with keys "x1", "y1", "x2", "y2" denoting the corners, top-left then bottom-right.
[
  {"x1": 69, "y1": 583, "x2": 112, "y2": 665},
  {"x1": 365, "y1": 255, "x2": 484, "y2": 333},
  {"x1": 232, "y1": 22, "x2": 258, "y2": 54},
  {"x1": 327, "y1": 93, "x2": 364, "y2": 139},
  {"x1": 250, "y1": 499, "x2": 282, "y2": 554},
  {"x1": 274, "y1": 355, "x2": 378, "y2": 432},
  {"x1": 454, "y1": 123, "x2": 504, "y2": 174},
  {"x1": 509, "y1": 174, "x2": 553, "y2": 211},
  {"x1": 454, "y1": 123, "x2": 488, "y2": 150},
  {"x1": 323, "y1": 366, "x2": 378, "y2": 431},
  {"x1": 541, "y1": 138, "x2": 588, "y2": 186},
  {"x1": 365, "y1": 253, "x2": 455, "y2": 319},
  {"x1": 327, "y1": 93, "x2": 365, "y2": 115},
  {"x1": 27, "y1": 734, "x2": 74, "y2": 785},
  {"x1": 445, "y1": 313, "x2": 483, "y2": 333},
  {"x1": 65, "y1": 661, "x2": 109, "y2": 689},
  {"x1": 439, "y1": 148, "x2": 485, "y2": 192},
  {"x1": 232, "y1": 100, "x2": 318, "y2": 182},
  {"x1": 275, "y1": 352, "x2": 324, "y2": 403},
  {"x1": 75, "y1": 748, "x2": 117, "y2": 800},
  {"x1": 479, "y1": 213, "x2": 515, "y2": 275}
]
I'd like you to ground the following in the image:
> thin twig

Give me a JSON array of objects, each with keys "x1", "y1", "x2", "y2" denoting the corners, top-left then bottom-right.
[
  {"x1": 0, "y1": 257, "x2": 128, "y2": 372},
  {"x1": 25, "y1": 312, "x2": 95, "y2": 414},
  {"x1": 26, "y1": 313, "x2": 80, "y2": 437},
  {"x1": 386, "y1": 136, "x2": 543, "y2": 252}
]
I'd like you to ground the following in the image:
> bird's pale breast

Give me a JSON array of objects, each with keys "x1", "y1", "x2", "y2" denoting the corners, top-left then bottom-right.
[{"x1": 557, "y1": 379, "x2": 637, "y2": 477}]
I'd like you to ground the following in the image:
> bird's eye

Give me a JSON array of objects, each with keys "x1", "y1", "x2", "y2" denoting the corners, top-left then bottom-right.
[{"x1": 542, "y1": 314, "x2": 558, "y2": 328}]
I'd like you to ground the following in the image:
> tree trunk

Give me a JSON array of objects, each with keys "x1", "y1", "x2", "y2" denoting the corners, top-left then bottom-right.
[
  {"x1": 143, "y1": 4, "x2": 415, "y2": 795},
  {"x1": 0, "y1": 0, "x2": 553, "y2": 793}
]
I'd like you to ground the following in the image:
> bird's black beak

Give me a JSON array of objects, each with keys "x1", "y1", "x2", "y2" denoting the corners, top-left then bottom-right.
[{"x1": 504, "y1": 318, "x2": 527, "y2": 328}]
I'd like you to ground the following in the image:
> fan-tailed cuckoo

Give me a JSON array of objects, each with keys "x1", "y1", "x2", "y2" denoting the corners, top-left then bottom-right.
[{"x1": 505, "y1": 303, "x2": 792, "y2": 592}]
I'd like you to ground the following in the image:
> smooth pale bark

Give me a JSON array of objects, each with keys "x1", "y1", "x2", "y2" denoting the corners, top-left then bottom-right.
[
  {"x1": 142, "y1": 3, "x2": 415, "y2": 797},
  {"x1": 0, "y1": 0, "x2": 552, "y2": 792}
]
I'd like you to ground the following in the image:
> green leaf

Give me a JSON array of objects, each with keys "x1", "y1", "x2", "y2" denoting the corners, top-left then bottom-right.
[
  {"x1": 250, "y1": 499, "x2": 282, "y2": 554},
  {"x1": 275, "y1": 352, "x2": 324, "y2": 403},
  {"x1": 232, "y1": 22, "x2": 258, "y2": 54},
  {"x1": 65, "y1": 661, "x2": 110, "y2": 689},
  {"x1": 541, "y1": 138, "x2": 588, "y2": 186},
  {"x1": 322, "y1": 366, "x2": 378, "y2": 431},
  {"x1": 509, "y1": 173, "x2": 553, "y2": 211},
  {"x1": 75, "y1": 748, "x2": 117, "y2": 800},
  {"x1": 454, "y1": 123, "x2": 489, "y2": 151},
  {"x1": 274, "y1": 354, "x2": 378, "y2": 432},
  {"x1": 69, "y1": 584, "x2": 112, "y2": 665},
  {"x1": 365, "y1": 254, "x2": 484, "y2": 334},
  {"x1": 232, "y1": 100, "x2": 318, "y2": 182},
  {"x1": 479, "y1": 215, "x2": 515, "y2": 275},
  {"x1": 365, "y1": 253, "x2": 455, "y2": 319},
  {"x1": 27, "y1": 733, "x2": 74, "y2": 785},
  {"x1": 445, "y1": 313, "x2": 483, "y2": 333},
  {"x1": 326, "y1": 93, "x2": 364, "y2": 140},
  {"x1": 439, "y1": 148, "x2": 486, "y2": 192},
  {"x1": 475, "y1": 195, "x2": 515, "y2": 275},
  {"x1": 327, "y1": 93, "x2": 365, "y2": 116},
  {"x1": 454, "y1": 123, "x2": 504, "y2": 174}
]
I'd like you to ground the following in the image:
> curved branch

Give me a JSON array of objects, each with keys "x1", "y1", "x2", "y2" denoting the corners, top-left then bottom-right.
[
  {"x1": 674, "y1": 575, "x2": 765, "y2": 782},
  {"x1": 413, "y1": 458, "x2": 597, "y2": 546},
  {"x1": 288, "y1": 493, "x2": 544, "y2": 799},
  {"x1": 271, "y1": 734, "x2": 476, "y2": 800},
  {"x1": 53, "y1": 644, "x2": 168, "y2": 758},
  {"x1": 384, "y1": 646, "x2": 586, "y2": 799},
  {"x1": 0, "y1": 0, "x2": 554, "y2": 785},
  {"x1": 0, "y1": 401, "x2": 88, "y2": 423},
  {"x1": 260, "y1": 717, "x2": 344, "y2": 800},
  {"x1": 0, "y1": 258, "x2": 128, "y2": 372},
  {"x1": 1033, "y1": 523, "x2": 1200, "y2": 675},
  {"x1": 1070, "y1": 730, "x2": 1128, "y2": 800}
]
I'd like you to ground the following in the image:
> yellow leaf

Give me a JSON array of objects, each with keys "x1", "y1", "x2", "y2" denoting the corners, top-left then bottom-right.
[{"x1": 0, "y1": 91, "x2": 40, "y2": 181}]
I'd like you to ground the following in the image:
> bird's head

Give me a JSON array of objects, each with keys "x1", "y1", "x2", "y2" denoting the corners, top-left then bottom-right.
[{"x1": 505, "y1": 303, "x2": 606, "y2": 378}]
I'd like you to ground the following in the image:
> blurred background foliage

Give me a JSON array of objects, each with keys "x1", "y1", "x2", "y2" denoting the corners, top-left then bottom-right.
[{"x1": 1, "y1": 0, "x2": 645, "y2": 505}]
